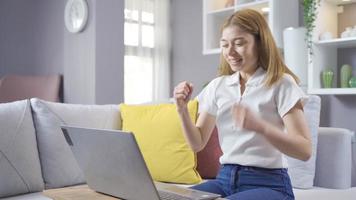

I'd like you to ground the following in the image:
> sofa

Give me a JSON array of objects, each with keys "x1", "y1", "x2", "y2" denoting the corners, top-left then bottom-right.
[{"x1": 0, "y1": 97, "x2": 356, "y2": 200}]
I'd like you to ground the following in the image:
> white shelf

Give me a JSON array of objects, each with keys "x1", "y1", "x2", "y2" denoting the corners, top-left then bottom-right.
[
  {"x1": 207, "y1": 7, "x2": 234, "y2": 15},
  {"x1": 202, "y1": 0, "x2": 299, "y2": 55},
  {"x1": 325, "y1": 0, "x2": 356, "y2": 6},
  {"x1": 235, "y1": 0, "x2": 269, "y2": 11},
  {"x1": 315, "y1": 37, "x2": 356, "y2": 48},
  {"x1": 308, "y1": 88, "x2": 356, "y2": 95},
  {"x1": 308, "y1": 0, "x2": 356, "y2": 95},
  {"x1": 203, "y1": 48, "x2": 221, "y2": 55}
]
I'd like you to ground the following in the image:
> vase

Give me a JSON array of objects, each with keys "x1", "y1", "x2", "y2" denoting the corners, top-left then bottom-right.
[
  {"x1": 351, "y1": 25, "x2": 356, "y2": 37},
  {"x1": 349, "y1": 77, "x2": 356, "y2": 88},
  {"x1": 224, "y1": 0, "x2": 234, "y2": 7},
  {"x1": 322, "y1": 69, "x2": 334, "y2": 88},
  {"x1": 283, "y1": 27, "x2": 308, "y2": 87},
  {"x1": 341, "y1": 27, "x2": 352, "y2": 38},
  {"x1": 340, "y1": 64, "x2": 352, "y2": 88}
]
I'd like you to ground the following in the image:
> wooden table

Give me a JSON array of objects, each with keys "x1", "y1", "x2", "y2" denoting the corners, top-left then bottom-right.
[
  {"x1": 43, "y1": 184, "x2": 226, "y2": 200},
  {"x1": 43, "y1": 185, "x2": 119, "y2": 200}
]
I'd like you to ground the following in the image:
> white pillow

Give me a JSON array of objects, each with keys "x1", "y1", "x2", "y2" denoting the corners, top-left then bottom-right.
[
  {"x1": 30, "y1": 98, "x2": 120, "y2": 189},
  {"x1": 287, "y1": 95, "x2": 321, "y2": 189},
  {"x1": 0, "y1": 100, "x2": 44, "y2": 197}
]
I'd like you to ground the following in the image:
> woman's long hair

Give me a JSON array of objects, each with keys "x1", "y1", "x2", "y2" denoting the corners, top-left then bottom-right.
[{"x1": 218, "y1": 9, "x2": 299, "y2": 87}]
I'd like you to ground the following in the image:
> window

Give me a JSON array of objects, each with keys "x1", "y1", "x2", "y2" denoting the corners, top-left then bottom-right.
[
  {"x1": 124, "y1": 0, "x2": 170, "y2": 104},
  {"x1": 124, "y1": 3, "x2": 155, "y2": 104}
]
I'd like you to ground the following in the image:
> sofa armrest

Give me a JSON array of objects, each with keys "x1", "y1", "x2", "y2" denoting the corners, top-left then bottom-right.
[{"x1": 314, "y1": 127, "x2": 353, "y2": 189}]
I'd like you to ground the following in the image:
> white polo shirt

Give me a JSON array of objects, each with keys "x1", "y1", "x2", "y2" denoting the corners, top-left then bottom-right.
[{"x1": 196, "y1": 67, "x2": 307, "y2": 168}]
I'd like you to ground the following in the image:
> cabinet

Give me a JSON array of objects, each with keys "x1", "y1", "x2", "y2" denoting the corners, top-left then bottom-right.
[
  {"x1": 202, "y1": 0, "x2": 299, "y2": 55},
  {"x1": 308, "y1": 0, "x2": 356, "y2": 95}
]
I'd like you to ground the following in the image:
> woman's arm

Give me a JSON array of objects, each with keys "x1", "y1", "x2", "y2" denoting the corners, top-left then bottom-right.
[
  {"x1": 178, "y1": 110, "x2": 216, "y2": 152},
  {"x1": 233, "y1": 101, "x2": 312, "y2": 161},
  {"x1": 174, "y1": 81, "x2": 216, "y2": 152}
]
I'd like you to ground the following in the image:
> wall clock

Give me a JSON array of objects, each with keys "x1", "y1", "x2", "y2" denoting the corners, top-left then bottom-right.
[{"x1": 64, "y1": 0, "x2": 89, "y2": 33}]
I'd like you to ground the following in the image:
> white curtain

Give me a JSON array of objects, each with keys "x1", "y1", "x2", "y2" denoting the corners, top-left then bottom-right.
[
  {"x1": 124, "y1": 0, "x2": 171, "y2": 103},
  {"x1": 153, "y1": 0, "x2": 170, "y2": 101}
]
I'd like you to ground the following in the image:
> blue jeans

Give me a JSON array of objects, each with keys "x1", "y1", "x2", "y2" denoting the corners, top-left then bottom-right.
[{"x1": 191, "y1": 164, "x2": 294, "y2": 200}]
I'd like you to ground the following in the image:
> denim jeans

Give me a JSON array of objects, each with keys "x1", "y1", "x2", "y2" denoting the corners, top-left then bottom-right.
[{"x1": 191, "y1": 164, "x2": 294, "y2": 200}]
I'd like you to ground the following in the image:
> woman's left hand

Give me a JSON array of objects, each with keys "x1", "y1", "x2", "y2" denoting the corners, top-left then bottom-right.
[{"x1": 232, "y1": 103, "x2": 267, "y2": 134}]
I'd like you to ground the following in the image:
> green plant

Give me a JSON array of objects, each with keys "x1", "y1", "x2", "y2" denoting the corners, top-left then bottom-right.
[{"x1": 302, "y1": 0, "x2": 320, "y2": 55}]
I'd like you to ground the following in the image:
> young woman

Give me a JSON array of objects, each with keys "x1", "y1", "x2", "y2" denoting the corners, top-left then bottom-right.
[{"x1": 173, "y1": 9, "x2": 311, "y2": 200}]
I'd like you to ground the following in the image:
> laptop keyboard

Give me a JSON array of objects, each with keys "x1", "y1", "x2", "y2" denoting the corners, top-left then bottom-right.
[{"x1": 158, "y1": 190, "x2": 193, "y2": 200}]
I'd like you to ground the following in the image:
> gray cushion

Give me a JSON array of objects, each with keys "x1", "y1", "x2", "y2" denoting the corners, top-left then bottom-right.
[
  {"x1": 293, "y1": 186, "x2": 356, "y2": 200},
  {"x1": 352, "y1": 133, "x2": 356, "y2": 187},
  {"x1": 1, "y1": 192, "x2": 52, "y2": 200},
  {"x1": 314, "y1": 127, "x2": 353, "y2": 189},
  {"x1": 30, "y1": 99, "x2": 85, "y2": 189},
  {"x1": 0, "y1": 100, "x2": 44, "y2": 197},
  {"x1": 30, "y1": 98, "x2": 120, "y2": 189},
  {"x1": 287, "y1": 95, "x2": 321, "y2": 189}
]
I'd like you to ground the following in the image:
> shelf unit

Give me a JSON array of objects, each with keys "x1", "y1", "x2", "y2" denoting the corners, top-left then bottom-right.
[
  {"x1": 202, "y1": 0, "x2": 299, "y2": 55},
  {"x1": 308, "y1": 0, "x2": 356, "y2": 95}
]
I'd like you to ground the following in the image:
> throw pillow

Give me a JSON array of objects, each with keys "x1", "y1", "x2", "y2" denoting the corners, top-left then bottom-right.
[
  {"x1": 286, "y1": 95, "x2": 321, "y2": 189},
  {"x1": 197, "y1": 127, "x2": 222, "y2": 179},
  {"x1": 30, "y1": 98, "x2": 120, "y2": 189},
  {"x1": 120, "y1": 100, "x2": 202, "y2": 184},
  {"x1": 0, "y1": 100, "x2": 44, "y2": 197}
]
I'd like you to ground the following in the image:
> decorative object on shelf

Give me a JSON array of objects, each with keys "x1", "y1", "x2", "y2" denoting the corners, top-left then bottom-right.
[
  {"x1": 64, "y1": 0, "x2": 89, "y2": 33},
  {"x1": 340, "y1": 64, "x2": 352, "y2": 88},
  {"x1": 237, "y1": 0, "x2": 254, "y2": 5},
  {"x1": 351, "y1": 25, "x2": 356, "y2": 37},
  {"x1": 319, "y1": 31, "x2": 333, "y2": 41},
  {"x1": 303, "y1": 0, "x2": 320, "y2": 55},
  {"x1": 341, "y1": 27, "x2": 352, "y2": 38},
  {"x1": 349, "y1": 77, "x2": 356, "y2": 88},
  {"x1": 283, "y1": 27, "x2": 308, "y2": 89},
  {"x1": 224, "y1": 0, "x2": 234, "y2": 8},
  {"x1": 321, "y1": 69, "x2": 334, "y2": 88}
]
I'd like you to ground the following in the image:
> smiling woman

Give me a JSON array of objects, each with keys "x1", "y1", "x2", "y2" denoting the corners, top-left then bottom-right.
[{"x1": 173, "y1": 9, "x2": 310, "y2": 200}]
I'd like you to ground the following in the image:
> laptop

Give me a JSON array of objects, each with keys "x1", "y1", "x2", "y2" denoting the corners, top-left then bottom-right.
[{"x1": 61, "y1": 125, "x2": 221, "y2": 200}]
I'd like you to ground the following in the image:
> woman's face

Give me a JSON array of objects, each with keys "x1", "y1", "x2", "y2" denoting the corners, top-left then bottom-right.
[{"x1": 220, "y1": 25, "x2": 259, "y2": 73}]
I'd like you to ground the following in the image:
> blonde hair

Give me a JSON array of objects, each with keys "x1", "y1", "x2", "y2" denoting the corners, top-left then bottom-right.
[{"x1": 218, "y1": 9, "x2": 299, "y2": 87}]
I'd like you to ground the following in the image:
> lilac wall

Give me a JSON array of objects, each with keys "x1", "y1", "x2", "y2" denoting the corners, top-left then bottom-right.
[
  {"x1": 63, "y1": 0, "x2": 124, "y2": 104},
  {"x1": 318, "y1": 48, "x2": 356, "y2": 131},
  {"x1": 0, "y1": 0, "x2": 124, "y2": 104},
  {"x1": 0, "y1": 0, "x2": 64, "y2": 75},
  {"x1": 170, "y1": 0, "x2": 219, "y2": 97}
]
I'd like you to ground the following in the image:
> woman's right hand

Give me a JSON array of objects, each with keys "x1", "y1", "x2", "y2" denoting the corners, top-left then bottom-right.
[{"x1": 173, "y1": 81, "x2": 193, "y2": 112}]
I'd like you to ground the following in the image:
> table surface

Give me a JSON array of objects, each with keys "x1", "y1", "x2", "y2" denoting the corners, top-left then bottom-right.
[
  {"x1": 43, "y1": 185, "x2": 118, "y2": 200},
  {"x1": 43, "y1": 184, "x2": 226, "y2": 200}
]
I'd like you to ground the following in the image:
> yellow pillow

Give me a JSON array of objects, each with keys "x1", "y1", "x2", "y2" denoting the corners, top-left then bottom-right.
[{"x1": 119, "y1": 100, "x2": 202, "y2": 184}]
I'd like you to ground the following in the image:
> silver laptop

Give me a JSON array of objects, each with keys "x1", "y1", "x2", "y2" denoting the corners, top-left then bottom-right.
[{"x1": 61, "y1": 125, "x2": 221, "y2": 200}]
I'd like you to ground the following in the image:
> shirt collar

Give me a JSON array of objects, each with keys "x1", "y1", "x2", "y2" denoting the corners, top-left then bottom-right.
[{"x1": 226, "y1": 67, "x2": 266, "y2": 87}]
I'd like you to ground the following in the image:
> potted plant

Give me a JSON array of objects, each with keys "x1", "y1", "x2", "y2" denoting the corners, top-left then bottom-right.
[{"x1": 302, "y1": 0, "x2": 320, "y2": 55}]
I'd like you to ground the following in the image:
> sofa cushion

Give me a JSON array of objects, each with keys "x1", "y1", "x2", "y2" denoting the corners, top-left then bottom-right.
[
  {"x1": 30, "y1": 98, "x2": 120, "y2": 189},
  {"x1": 1, "y1": 192, "x2": 52, "y2": 200},
  {"x1": 352, "y1": 132, "x2": 356, "y2": 187},
  {"x1": 314, "y1": 127, "x2": 353, "y2": 189},
  {"x1": 293, "y1": 186, "x2": 356, "y2": 200},
  {"x1": 286, "y1": 95, "x2": 321, "y2": 189},
  {"x1": 0, "y1": 100, "x2": 44, "y2": 197},
  {"x1": 120, "y1": 100, "x2": 202, "y2": 184},
  {"x1": 197, "y1": 127, "x2": 222, "y2": 179}
]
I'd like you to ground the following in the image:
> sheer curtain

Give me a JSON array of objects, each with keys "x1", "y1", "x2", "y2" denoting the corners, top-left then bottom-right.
[{"x1": 124, "y1": 0, "x2": 170, "y2": 104}]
